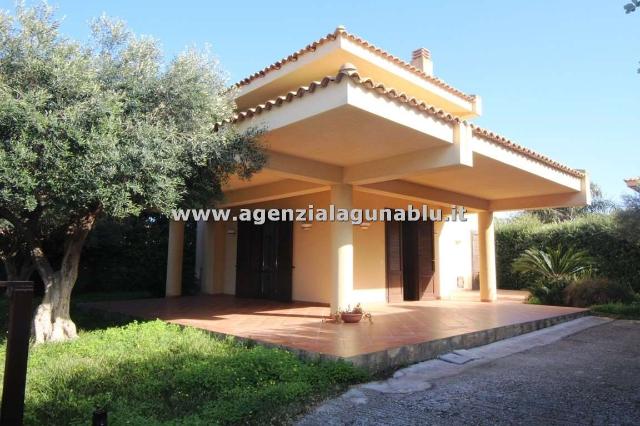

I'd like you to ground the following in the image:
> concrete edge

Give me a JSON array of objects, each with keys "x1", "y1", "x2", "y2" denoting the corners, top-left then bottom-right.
[{"x1": 344, "y1": 310, "x2": 590, "y2": 373}]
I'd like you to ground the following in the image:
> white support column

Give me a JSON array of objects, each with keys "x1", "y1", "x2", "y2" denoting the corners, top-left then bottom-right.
[
  {"x1": 330, "y1": 184, "x2": 354, "y2": 312},
  {"x1": 433, "y1": 221, "x2": 452, "y2": 300},
  {"x1": 165, "y1": 219, "x2": 185, "y2": 297},
  {"x1": 201, "y1": 220, "x2": 216, "y2": 294},
  {"x1": 478, "y1": 211, "x2": 497, "y2": 302}
]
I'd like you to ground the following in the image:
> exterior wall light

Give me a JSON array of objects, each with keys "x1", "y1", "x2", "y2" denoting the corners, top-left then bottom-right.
[
  {"x1": 301, "y1": 222, "x2": 312, "y2": 231},
  {"x1": 359, "y1": 222, "x2": 371, "y2": 230}
]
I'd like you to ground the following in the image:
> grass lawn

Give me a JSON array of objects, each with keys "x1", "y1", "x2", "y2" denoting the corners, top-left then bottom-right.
[
  {"x1": 590, "y1": 302, "x2": 640, "y2": 320},
  {"x1": 0, "y1": 293, "x2": 369, "y2": 425}
]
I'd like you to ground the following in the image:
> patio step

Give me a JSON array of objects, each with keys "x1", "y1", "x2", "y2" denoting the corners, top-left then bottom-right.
[{"x1": 341, "y1": 310, "x2": 589, "y2": 374}]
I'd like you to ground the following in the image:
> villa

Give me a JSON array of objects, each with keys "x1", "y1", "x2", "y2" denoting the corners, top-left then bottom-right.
[
  {"x1": 99, "y1": 27, "x2": 590, "y2": 370},
  {"x1": 166, "y1": 26, "x2": 589, "y2": 310}
]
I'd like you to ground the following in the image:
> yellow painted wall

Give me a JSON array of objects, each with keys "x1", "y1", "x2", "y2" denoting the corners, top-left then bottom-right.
[{"x1": 215, "y1": 190, "x2": 476, "y2": 305}]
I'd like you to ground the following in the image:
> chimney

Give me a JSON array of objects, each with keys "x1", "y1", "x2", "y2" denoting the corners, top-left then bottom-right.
[{"x1": 411, "y1": 48, "x2": 433, "y2": 76}]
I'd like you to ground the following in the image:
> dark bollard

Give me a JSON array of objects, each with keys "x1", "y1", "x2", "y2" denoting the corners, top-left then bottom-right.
[
  {"x1": 92, "y1": 408, "x2": 107, "y2": 426},
  {"x1": 0, "y1": 281, "x2": 34, "y2": 426}
]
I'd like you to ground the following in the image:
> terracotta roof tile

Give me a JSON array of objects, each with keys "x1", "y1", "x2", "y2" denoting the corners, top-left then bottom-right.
[
  {"x1": 216, "y1": 67, "x2": 463, "y2": 131},
  {"x1": 219, "y1": 67, "x2": 584, "y2": 179},
  {"x1": 235, "y1": 26, "x2": 476, "y2": 103},
  {"x1": 470, "y1": 125, "x2": 584, "y2": 178}
]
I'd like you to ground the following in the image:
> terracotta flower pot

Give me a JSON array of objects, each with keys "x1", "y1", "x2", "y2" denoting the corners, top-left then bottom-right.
[{"x1": 340, "y1": 312, "x2": 363, "y2": 323}]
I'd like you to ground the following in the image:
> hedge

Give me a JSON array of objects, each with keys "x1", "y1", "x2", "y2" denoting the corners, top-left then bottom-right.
[
  {"x1": 496, "y1": 214, "x2": 640, "y2": 292},
  {"x1": 74, "y1": 215, "x2": 197, "y2": 296},
  {"x1": 0, "y1": 215, "x2": 197, "y2": 296}
]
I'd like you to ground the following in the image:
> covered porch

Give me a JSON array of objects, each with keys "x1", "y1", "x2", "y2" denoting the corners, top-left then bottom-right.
[
  {"x1": 89, "y1": 291, "x2": 587, "y2": 372},
  {"x1": 164, "y1": 65, "x2": 589, "y2": 311}
]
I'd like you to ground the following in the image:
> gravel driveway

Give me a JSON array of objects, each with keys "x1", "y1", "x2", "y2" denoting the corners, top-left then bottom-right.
[{"x1": 299, "y1": 317, "x2": 640, "y2": 425}]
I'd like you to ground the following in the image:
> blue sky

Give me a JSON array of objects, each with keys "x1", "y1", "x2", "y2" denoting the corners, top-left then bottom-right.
[{"x1": 5, "y1": 0, "x2": 639, "y2": 201}]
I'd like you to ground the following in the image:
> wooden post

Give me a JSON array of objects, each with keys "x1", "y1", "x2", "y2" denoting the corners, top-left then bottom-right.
[{"x1": 0, "y1": 281, "x2": 34, "y2": 426}]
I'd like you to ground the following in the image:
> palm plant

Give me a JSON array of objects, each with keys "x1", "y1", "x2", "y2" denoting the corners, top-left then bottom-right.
[
  {"x1": 512, "y1": 245, "x2": 594, "y2": 282},
  {"x1": 512, "y1": 245, "x2": 595, "y2": 306}
]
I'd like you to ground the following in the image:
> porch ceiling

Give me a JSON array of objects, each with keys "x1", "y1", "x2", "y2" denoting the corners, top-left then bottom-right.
[
  {"x1": 263, "y1": 105, "x2": 444, "y2": 166},
  {"x1": 404, "y1": 154, "x2": 577, "y2": 200}
]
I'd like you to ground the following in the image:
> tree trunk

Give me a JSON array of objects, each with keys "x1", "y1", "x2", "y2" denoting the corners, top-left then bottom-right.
[
  {"x1": 33, "y1": 269, "x2": 77, "y2": 342},
  {"x1": 2, "y1": 255, "x2": 34, "y2": 281},
  {"x1": 31, "y1": 211, "x2": 98, "y2": 343}
]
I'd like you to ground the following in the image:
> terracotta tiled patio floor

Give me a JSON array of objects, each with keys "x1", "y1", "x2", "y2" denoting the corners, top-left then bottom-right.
[{"x1": 88, "y1": 291, "x2": 586, "y2": 359}]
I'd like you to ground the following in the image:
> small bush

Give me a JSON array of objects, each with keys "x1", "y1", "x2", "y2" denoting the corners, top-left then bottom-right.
[
  {"x1": 564, "y1": 278, "x2": 636, "y2": 307},
  {"x1": 527, "y1": 278, "x2": 571, "y2": 306},
  {"x1": 512, "y1": 245, "x2": 593, "y2": 281},
  {"x1": 512, "y1": 245, "x2": 594, "y2": 306}
]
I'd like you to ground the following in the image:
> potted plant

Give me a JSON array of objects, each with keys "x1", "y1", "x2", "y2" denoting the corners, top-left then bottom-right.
[{"x1": 339, "y1": 304, "x2": 372, "y2": 323}]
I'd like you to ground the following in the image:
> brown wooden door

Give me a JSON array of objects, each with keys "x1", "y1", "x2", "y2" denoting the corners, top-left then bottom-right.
[
  {"x1": 236, "y1": 219, "x2": 293, "y2": 301},
  {"x1": 402, "y1": 221, "x2": 419, "y2": 300},
  {"x1": 385, "y1": 220, "x2": 404, "y2": 303},
  {"x1": 236, "y1": 221, "x2": 263, "y2": 298},
  {"x1": 386, "y1": 219, "x2": 435, "y2": 302},
  {"x1": 272, "y1": 221, "x2": 293, "y2": 302},
  {"x1": 416, "y1": 220, "x2": 435, "y2": 300}
]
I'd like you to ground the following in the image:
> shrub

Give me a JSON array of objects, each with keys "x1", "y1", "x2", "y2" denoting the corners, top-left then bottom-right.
[
  {"x1": 512, "y1": 245, "x2": 594, "y2": 306},
  {"x1": 74, "y1": 215, "x2": 197, "y2": 296},
  {"x1": 616, "y1": 192, "x2": 640, "y2": 246},
  {"x1": 527, "y1": 278, "x2": 572, "y2": 306},
  {"x1": 496, "y1": 214, "x2": 640, "y2": 293},
  {"x1": 512, "y1": 246, "x2": 593, "y2": 281},
  {"x1": 564, "y1": 278, "x2": 636, "y2": 307}
]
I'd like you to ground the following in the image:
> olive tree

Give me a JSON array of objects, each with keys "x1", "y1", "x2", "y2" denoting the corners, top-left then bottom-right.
[{"x1": 0, "y1": 4, "x2": 265, "y2": 342}]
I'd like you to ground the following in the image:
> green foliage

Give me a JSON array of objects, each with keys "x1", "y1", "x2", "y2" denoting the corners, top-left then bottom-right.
[
  {"x1": 528, "y1": 183, "x2": 615, "y2": 224},
  {"x1": 511, "y1": 244, "x2": 594, "y2": 306},
  {"x1": 496, "y1": 214, "x2": 640, "y2": 293},
  {"x1": 526, "y1": 278, "x2": 571, "y2": 306},
  {"x1": 624, "y1": 1, "x2": 640, "y2": 14},
  {"x1": 0, "y1": 213, "x2": 194, "y2": 296},
  {"x1": 0, "y1": 318, "x2": 368, "y2": 425},
  {"x1": 512, "y1": 246, "x2": 594, "y2": 281},
  {"x1": 616, "y1": 192, "x2": 640, "y2": 245},
  {"x1": 74, "y1": 214, "x2": 198, "y2": 296},
  {"x1": 591, "y1": 301, "x2": 640, "y2": 319},
  {"x1": 564, "y1": 278, "x2": 636, "y2": 308},
  {"x1": 0, "y1": 4, "x2": 264, "y2": 225}
]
